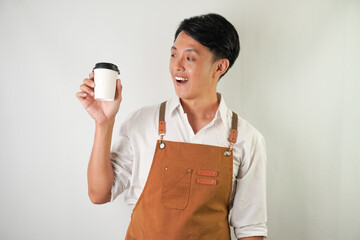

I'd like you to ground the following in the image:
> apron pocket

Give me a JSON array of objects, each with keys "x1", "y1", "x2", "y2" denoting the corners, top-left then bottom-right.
[{"x1": 161, "y1": 167, "x2": 193, "y2": 210}]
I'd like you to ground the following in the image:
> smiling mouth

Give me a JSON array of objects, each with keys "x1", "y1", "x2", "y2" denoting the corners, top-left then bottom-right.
[{"x1": 175, "y1": 76, "x2": 188, "y2": 83}]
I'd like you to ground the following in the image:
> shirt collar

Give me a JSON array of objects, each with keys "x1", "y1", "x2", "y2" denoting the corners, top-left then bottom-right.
[
  {"x1": 168, "y1": 95, "x2": 182, "y2": 115},
  {"x1": 217, "y1": 93, "x2": 230, "y2": 127},
  {"x1": 167, "y1": 92, "x2": 230, "y2": 126}
]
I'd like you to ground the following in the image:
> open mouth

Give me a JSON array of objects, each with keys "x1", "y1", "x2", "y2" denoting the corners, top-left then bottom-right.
[{"x1": 175, "y1": 76, "x2": 188, "y2": 83}]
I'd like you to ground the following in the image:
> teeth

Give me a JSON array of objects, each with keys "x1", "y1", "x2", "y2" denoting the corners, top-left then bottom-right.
[{"x1": 175, "y1": 76, "x2": 188, "y2": 81}]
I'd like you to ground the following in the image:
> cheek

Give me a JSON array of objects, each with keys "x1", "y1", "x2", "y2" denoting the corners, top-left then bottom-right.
[
  {"x1": 169, "y1": 60, "x2": 177, "y2": 77},
  {"x1": 187, "y1": 63, "x2": 200, "y2": 76},
  {"x1": 191, "y1": 64, "x2": 208, "y2": 79},
  {"x1": 169, "y1": 59, "x2": 173, "y2": 71}
]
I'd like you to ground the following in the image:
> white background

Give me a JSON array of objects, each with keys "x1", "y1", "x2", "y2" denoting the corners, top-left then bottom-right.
[{"x1": 0, "y1": 0, "x2": 359, "y2": 239}]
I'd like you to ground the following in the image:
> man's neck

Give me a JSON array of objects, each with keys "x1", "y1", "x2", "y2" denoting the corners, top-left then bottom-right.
[
  {"x1": 181, "y1": 93, "x2": 219, "y2": 117},
  {"x1": 179, "y1": 93, "x2": 220, "y2": 134}
]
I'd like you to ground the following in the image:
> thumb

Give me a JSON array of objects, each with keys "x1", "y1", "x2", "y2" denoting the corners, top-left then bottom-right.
[{"x1": 114, "y1": 78, "x2": 122, "y2": 100}]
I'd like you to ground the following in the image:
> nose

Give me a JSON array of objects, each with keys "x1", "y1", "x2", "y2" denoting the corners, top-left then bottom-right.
[{"x1": 174, "y1": 56, "x2": 185, "y2": 72}]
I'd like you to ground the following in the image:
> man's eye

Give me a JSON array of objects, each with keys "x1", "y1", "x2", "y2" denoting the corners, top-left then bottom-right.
[
  {"x1": 171, "y1": 54, "x2": 176, "y2": 58},
  {"x1": 187, "y1": 57, "x2": 195, "y2": 61}
]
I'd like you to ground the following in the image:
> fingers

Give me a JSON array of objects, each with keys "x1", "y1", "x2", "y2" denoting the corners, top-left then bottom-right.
[
  {"x1": 80, "y1": 84, "x2": 94, "y2": 97},
  {"x1": 80, "y1": 76, "x2": 95, "y2": 97},
  {"x1": 83, "y1": 76, "x2": 95, "y2": 88},
  {"x1": 89, "y1": 71, "x2": 94, "y2": 80},
  {"x1": 76, "y1": 72, "x2": 96, "y2": 104},
  {"x1": 75, "y1": 91, "x2": 88, "y2": 99}
]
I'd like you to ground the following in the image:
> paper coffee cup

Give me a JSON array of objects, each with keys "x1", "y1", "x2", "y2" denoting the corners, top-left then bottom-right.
[{"x1": 92, "y1": 62, "x2": 120, "y2": 101}]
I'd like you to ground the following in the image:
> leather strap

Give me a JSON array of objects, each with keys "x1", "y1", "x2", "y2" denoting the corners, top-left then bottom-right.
[
  {"x1": 196, "y1": 178, "x2": 217, "y2": 186},
  {"x1": 197, "y1": 169, "x2": 218, "y2": 177},
  {"x1": 158, "y1": 101, "x2": 166, "y2": 135},
  {"x1": 229, "y1": 112, "x2": 238, "y2": 143}
]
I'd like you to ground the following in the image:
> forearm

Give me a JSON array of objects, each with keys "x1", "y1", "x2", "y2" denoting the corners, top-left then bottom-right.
[{"x1": 87, "y1": 118, "x2": 115, "y2": 204}]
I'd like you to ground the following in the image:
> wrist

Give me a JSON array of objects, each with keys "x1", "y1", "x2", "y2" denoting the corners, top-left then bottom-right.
[{"x1": 95, "y1": 117, "x2": 115, "y2": 128}]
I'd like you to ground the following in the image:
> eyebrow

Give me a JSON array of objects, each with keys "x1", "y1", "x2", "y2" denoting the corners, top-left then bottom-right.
[{"x1": 171, "y1": 46, "x2": 200, "y2": 55}]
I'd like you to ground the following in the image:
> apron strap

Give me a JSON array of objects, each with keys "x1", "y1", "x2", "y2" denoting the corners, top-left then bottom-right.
[
  {"x1": 158, "y1": 101, "x2": 167, "y2": 135},
  {"x1": 229, "y1": 112, "x2": 238, "y2": 143}
]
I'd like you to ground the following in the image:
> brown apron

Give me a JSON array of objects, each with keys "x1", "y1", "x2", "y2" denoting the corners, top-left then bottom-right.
[{"x1": 125, "y1": 101, "x2": 238, "y2": 240}]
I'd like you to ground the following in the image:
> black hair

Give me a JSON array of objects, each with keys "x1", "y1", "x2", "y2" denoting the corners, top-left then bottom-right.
[{"x1": 174, "y1": 13, "x2": 240, "y2": 80}]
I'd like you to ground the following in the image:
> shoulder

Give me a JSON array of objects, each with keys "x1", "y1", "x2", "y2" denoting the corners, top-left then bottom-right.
[
  {"x1": 235, "y1": 114, "x2": 265, "y2": 147},
  {"x1": 123, "y1": 103, "x2": 160, "y2": 124},
  {"x1": 128, "y1": 103, "x2": 160, "y2": 120},
  {"x1": 120, "y1": 102, "x2": 162, "y2": 135},
  {"x1": 233, "y1": 115, "x2": 267, "y2": 173}
]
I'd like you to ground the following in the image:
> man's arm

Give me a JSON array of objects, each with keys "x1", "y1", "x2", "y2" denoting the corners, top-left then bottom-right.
[
  {"x1": 231, "y1": 134, "x2": 268, "y2": 238},
  {"x1": 77, "y1": 72, "x2": 123, "y2": 204},
  {"x1": 87, "y1": 118, "x2": 115, "y2": 204}
]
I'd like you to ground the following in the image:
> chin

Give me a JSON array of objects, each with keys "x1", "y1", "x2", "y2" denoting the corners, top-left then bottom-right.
[
  {"x1": 174, "y1": 90, "x2": 186, "y2": 99},
  {"x1": 175, "y1": 92, "x2": 193, "y2": 101},
  {"x1": 172, "y1": 82, "x2": 193, "y2": 100}
]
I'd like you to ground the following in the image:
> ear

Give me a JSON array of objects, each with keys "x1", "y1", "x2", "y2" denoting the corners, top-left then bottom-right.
[{"x1": 213, "y1": 59, "x2": 230, "y2": 79}]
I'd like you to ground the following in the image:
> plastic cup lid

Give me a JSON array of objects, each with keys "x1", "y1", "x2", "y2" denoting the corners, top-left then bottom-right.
[{"x1": 93, "y1": 62, "x2": 120, "y2": 74}]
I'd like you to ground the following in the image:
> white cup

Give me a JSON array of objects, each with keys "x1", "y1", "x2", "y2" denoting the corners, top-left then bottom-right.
[{"x1": 93, "y1": 62, "x2": 120, "y2": 101}]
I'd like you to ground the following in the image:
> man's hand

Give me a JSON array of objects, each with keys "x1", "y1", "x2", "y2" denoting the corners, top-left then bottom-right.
[{"x1": 76, "y1": 71, "x2": 123, "y2": 124}]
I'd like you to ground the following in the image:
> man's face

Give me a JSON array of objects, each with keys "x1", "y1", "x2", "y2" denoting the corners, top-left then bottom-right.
[{"x1": 169, "y1": 31, "x2": 218, "y2": 100}]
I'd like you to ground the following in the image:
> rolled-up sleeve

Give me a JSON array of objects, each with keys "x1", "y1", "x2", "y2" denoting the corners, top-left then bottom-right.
[
  {"x1": 110, "y1": 124, "x2": 134, "y2": 202},
  {"x1": 230, "y1": 135, "x2": 268, "y2": 239}
]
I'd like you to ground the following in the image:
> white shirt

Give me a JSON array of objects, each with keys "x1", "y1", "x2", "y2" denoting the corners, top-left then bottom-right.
[{"x1": 110, "y1": 93, "x2": 267, "y2": 239}]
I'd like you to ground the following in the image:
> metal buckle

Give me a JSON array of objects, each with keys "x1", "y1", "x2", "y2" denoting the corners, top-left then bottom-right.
[
  {"x1": 159, "y1": 134, "x2": 165, "y2": 149},
  {"x1": 224, "y1": 143, "x2": 234, "y2": 157}
]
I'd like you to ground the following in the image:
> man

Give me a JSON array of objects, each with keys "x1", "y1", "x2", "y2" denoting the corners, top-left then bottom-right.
[{"x1": 76, "y1": 13, "x2": 267, "y2": 240}]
